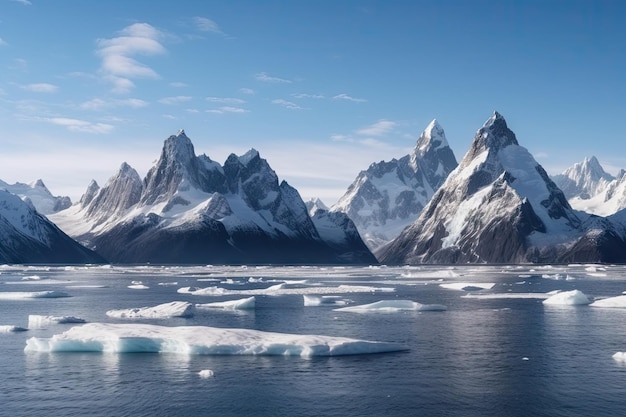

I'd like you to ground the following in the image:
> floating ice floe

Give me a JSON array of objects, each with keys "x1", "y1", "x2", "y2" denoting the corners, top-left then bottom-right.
[
  {"x1": 195, "y1": 297, "x2": 255, "y2": 310},
  {"x1": 23, "y1": 323, "x2": 408, "y2": 356},
  {"x1": 463, "y1": 292, "x2": 551, "y2": 299},
  {"x1": 198, "y1": 369, "x2": 215, "y2": 378},
  {"x1": 613, "y1": 352, "x2": 626, "y2": 362},
  {"x1": 439, "y1": 282, "x2": 495, "y2": 291},
  {"x1": 0, "y1": 325, "x2": 28, "y2": 333},
  {"x1": 28, "y1": 315, "x2": 86, "y2": 329},
  {"x1": 303, "y1": 295, "x2": 352, "y2": 307},
  {"x1": 106, "y1": 301, "x2": 195, "y2": 319},
  {"x1": 334, "y1": 300, "x2": 447, "y2": 313},
  {"x1": 128, "y1": 281, "x2": 149, "y2": 290},
  {"x1": 178, "y1": 284, "x2": 394, "y2": 297},
  {"x1": 589, "y1": 295, "x2": 626, "y2": 308},
  {"x1": 0, "y1": 291, "x2": 70, "y2": 299},
  {"x1": 542, "y1": 290, "x2": 591, "y2": 306}
]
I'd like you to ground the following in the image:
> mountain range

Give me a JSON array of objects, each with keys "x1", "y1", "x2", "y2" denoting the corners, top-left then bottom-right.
[
  {"x1": 3, "y1": 114, "x2": 626, "y2": 265},
  {"x1": 48, "y1": 130, "x2": 375, "y2": 265},
  {"x1": 377, "y1": 112, "x2": 626, "y2": 264}
]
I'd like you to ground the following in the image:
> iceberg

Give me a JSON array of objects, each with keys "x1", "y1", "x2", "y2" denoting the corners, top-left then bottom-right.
[
  {"x1": 28, "y1": 315, "x2": 86, "y2": 329},
  {"x1": 0, "y1": 291, "x2": 71, "y2": 299},
  {"x1": 106, "y1": 301, "x2": 195, "y2": 319},
  {"x1": 24, "y1": 323, "x2": 408, "y2": 356},
  {"x1": 334, "y1": 300, "x2": 447, "y2": 313},
  {"x1": 198, "y1": 369, "x2": 215, "y2": 378},
  {"x1": 303, "y1": 295, "x2": 353, "y2": 306},
  {"x1": 613, "y1": 352, "x2": 626, "y2": 362},
  {"x1": 542, "y1": 290, "x2": 591, "y2": 306},
  {"x1": 195, "y1": 297, "x2": 255, "y2": 310},
  {"x1": 590, "y1": 295, "x2": 626, "y2": 308}
]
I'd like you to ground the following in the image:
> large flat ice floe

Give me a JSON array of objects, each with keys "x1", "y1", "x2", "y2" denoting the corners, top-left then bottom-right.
[
  {"x1": 28, "y1": 315, "x2": 86, "y2": 329},
  {"x1": 195, "y1": 297, "x2": 255, "y2": 310},
  {"x1": 590, "y1": 295, "x2": 626, "y2": 308},
  {"x1": 0, "y1": 291, "x2": 70, "y2": 299},
  {"x1": 23, "y1": 323, "x2": 407, "y2": 356},
  {"x1": 106, "y1": 301, "x2": 195, "y2": 318},
  {"x1": 334, "y1": 300, "x2": 447, "y2": 313}
]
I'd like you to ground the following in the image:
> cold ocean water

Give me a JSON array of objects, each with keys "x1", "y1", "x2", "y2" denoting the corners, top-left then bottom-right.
[{"x1": 1, "y1": 264, "x2": 626, "y2": 417}]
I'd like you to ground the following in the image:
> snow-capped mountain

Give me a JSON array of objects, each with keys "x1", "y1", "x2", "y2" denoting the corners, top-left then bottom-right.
[
  {"x1": 331, "y1": 119, "x2": 458, "y2": 251},
  {"x1": 552, "y1": 158, "x2": 626, "y2": 216},
  {"x1": 0, "y1": 189, "x2": 104, "y2": 264},
  {"x1": 0, "y1": 179, "x2": 71, "y2": 215},
  {"x1": 50, "y1": 130, "x2": 376, "y2": 265},
  {"x1": 378, "y1": 112, "x2": 626, "y2": 264}
]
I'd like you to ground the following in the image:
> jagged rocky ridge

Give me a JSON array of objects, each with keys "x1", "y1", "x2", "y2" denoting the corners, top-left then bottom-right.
[
  {"x1": 377, "y1": 112, "x2": 626, "y2": 264},
  {"x1": 331, "y1": 120, "x2": 458, "y2": 251},
  {"x1": 0, "y1": 190, "x2": 104, "y2": 264},
  {"x1": 50, "y1": 130, "x2": 375, "y2": 265}
]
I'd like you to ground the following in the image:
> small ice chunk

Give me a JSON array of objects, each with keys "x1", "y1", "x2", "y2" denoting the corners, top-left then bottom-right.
[
  {"x1": 0, "y1": 325, "x2": 29, "y2": 333},
  {"x1": 590, "y1": 295, "x2": 626, "y2": 308},
  {"x1": 106, "y1": 301, "x2": 195, "y2": 319},
  {"x1": 195, "y1": 297, "x2": 255, "y2": 310},
  {"x1": 303, "y1": 295, "x2": 352, "y2": 306},
  {"x1": 613, "y1": 352, "x2": 626, "y2": 362},
  {"x1": 128, "y1": 284, "x2": 149, "y2": 290},
  {"x1": 439, "y1": 282, "x2": 495, "y2": 291},
  {"x1": 198, "y1": 369, "x2": 215, "y2": 378},
  {"x1": 335, "y1": 300, "x2": 446, "y2": 313},
  {"x1": 28, "y1": 315, "x2": 86, "y2": 329},
  {"x1": 543, "y1": 290, "x2": 591, "y2": 306}
]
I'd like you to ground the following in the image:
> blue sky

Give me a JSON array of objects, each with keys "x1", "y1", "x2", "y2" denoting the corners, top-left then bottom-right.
[{"x1": 1, "y1": 0, "x2": 624, "y2": 205}]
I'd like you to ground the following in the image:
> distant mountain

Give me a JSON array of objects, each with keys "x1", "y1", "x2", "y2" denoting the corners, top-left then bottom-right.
[
  {"x1": 378, "y1": 112, "x2": 626, "y2": 264},
  {"x1": 552, "y1": 158, "x2": 626, "y2": 217},
  {"x1": 0, "y1": 190, "x2": 104, "y2": 264},
  {"x1": 50, "y1": 130, "x2": 376, "y2": 265},
  {"x1": 0, "y1": 179, "x2": 71, "y2": 215},
  {"x1": 331, "y1": 120, "x2": 458, "y2": 251}
]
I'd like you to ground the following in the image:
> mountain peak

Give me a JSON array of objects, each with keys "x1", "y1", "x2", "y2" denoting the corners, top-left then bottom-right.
[
  {"x1": 415, "y1": 119, "x2": 449, "y2": 156},
  {"x1": 239, "y1": 148, "x2": 260, "y2": 166},
  {"x1": 176, "y1": 128, "x2": 186, "y2": 137},
  {"x1": 469, "y1": 112, "x2": 518, "y2": 156}
]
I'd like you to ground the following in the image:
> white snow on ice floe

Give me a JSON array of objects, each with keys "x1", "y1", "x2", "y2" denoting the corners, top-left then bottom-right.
[
  {"x1": 195, "y1": 297, "x2": 255, "y2": 310},
  {"x1": 463, "y1": 292, "x2": 551, "y2": 300},
  {"x1": 23, "y1": 323, "x2": 407, "y2": 356},
  {"x1": 613, "y1": 352, "x2": 626, "y2": 362},
  {"x1": 198, "y1": 369, "x2": 215, "y2": 378},
  {"x1": 439, "y1": 282, "x2": 495, "y2": 291},
  {"x1": 542, "y1": 290, "x2": 591, "y2": 306},
  {"x1": 0, "y1": 325, "x2": 28, "y2": 333},
  {"x1": 0, "y1": 291, "x2": 70, "y2": 299},
  {"x1": 303, "y1": 295, "x2": 353, "y2": 306},
  {"x1": 28, "y1": 315, "x2": 86, "y2": 329},
  {"x1": 334, "y1": 300, "x2": 447, "y2": 313},
  {"x1": 106, "y1": 301, "x2": 195, "y2": 319},
  {"x1": 178, "y1": 284, "x2": 394, "y2": 297},
  {"x1": 590, "y1": 295, "x2": 626, "y2": 308}
]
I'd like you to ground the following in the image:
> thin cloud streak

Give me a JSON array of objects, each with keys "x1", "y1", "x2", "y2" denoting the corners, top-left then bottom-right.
[
  {"x1": 255, "y1": 72, "x2": 292, "y2": 83},
  {"x1": 21, "y1": 83, "x2": 59, "y2": 93},
  {"x1": 333, "y1": 93, "x2": 367, "y2": 103}
]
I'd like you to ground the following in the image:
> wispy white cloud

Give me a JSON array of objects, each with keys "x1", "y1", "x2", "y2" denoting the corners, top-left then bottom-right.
[
  {"x1": 239, "y1": 87, "x2": 255, "y2": 95},
  {"x1": 0, "y1": 38, "x2": 8, "y2": 46},
  {"x1": 11, "y1": 0, "x2": 31, "y2": 5},
  {"x1": 21, "y1": 83, "x2": 59, "y2": 93},
  {"x1": 206, "y1": 106, "x2": 249, "y2": 114},
  {"x1": 333, "y1": 93, "x2": 367, "y2": 103},
  {"x1": 356, "y1": 119, "x2": 396, "y2": 136},
  {"x1": 80, "y1": 97, "x2": 148, "y2": 110},
  {"x1": 193, "y1": 17, "x2": 224, "y2": 35},
  {"x1": 170, "y1": 81, "x2": 188, "y2": 88},
  {"x1": 271, "y1": 99, "x2": 302, "y2": 110},
  {"x1": 292, "y1": 93, "x2": 325, "y2": 99},
  {"x1": 43, "y1": 117, "x2": 114, "y2": 134},
  {"x1": 9, "y1": 58, "x2": 28, "y2": 71},
  {"x1": 158, "y1": 96, "x2": 192, "y2": 105},
  {"x1": 206, "y1": 96, "x2": 246, "y2": 105},
  {"x1": 255, "y1": 72, "x2": 292, "y2": 84},
  {"x1": 96, "y1": 23, "x2": 166, "y2": 94}
]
